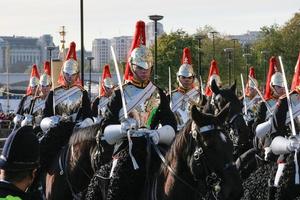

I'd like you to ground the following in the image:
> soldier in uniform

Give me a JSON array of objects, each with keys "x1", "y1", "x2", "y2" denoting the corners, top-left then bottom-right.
[
  {"x1": 21, "y1": 61, "x2": 52, "y2": 130},
  {"x1": 39, "y1": 42, "x2": 92, "y2": 170},
  {"x1": 85, "y1": 20, "x2": 176, "y2": 200},
  {"x1": 254, "y1": 56, "x2": 285, "y2": 161},
  {"x1": 91, "y1": 64, "x2": 115, "y2": 122},
  {"x1": 0, "y1": 126, "x2": 40, "y2": 200},
  {"x1": 13, "y1": 64, "x2": 40, "y2": 127},
  {"x1": 170, "y1": 47, "x2": 200, "y2": 131},
  {"x1": 243, "y1": 67, "x2": 261, "y2": 130}
]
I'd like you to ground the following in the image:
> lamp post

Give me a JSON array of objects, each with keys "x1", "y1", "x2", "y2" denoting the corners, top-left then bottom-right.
[
  {"x1": 80, "y1": 0, "x2": 85, "y2": 86},
  {"x1": 224, "y1": 48, "x2": 233, "y2": 85},
  {"x1": 261, "y1": 50, "x2": 269, "y2": 84},
  {"x1": 194, "y1": 35, "x2": 204, "y2": 78},
  {"x1": 149, "y1": 15, "x2": 163, "y2": 84},
  {"x1": 46, "y1": 46, "x2": 56, "y2": 69},
  {"x1": 86, "y1": 56, "x2": 94, "y2": 98},
  {"x1": 232, "y1": 38, "x2": 238, "y2": 81},
  {"x1": 210, "y1": 31, "x2": 218, "y2": 59}
]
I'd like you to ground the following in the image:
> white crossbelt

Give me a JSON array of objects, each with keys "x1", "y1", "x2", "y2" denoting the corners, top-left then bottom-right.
[{"x1": 171, "y1": 88, "x2": 198, "y2": 112}]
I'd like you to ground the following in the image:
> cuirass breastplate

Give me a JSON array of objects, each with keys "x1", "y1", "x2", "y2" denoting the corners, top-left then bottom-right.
[
  {"x1": 244, "y1": 95, "x2": 260, "y2": 121},
  {"x1": 54, "y1": 87, "x2": 83, "y2": 120},
  {"x1": 121, "y1": 84, "x2": 160, "y2": 128},
  {"x1": 172, "y1": 90, "x2": 200, "y2": 130},
  {"x1": 32, "y1": 97, "x2": 45, "y2": 126},
  {"x1": 98, "y1": 96, "x2": 110, "y2": 118},
  {"x1": 289, "y1": 93, "x2": 300, "y2": 131}
]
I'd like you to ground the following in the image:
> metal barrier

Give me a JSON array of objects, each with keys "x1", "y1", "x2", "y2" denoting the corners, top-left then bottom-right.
[{"x1": 0, "y1": 120, "x2": 12, "y2": 152}]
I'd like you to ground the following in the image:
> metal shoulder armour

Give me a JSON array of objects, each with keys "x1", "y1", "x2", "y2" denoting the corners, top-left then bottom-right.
[
  {"x1": 171, "y1": 88, "x2": 200, "y2": 131},
  {"x1": 121, "y1": 83, "x2": 160, "y2": 128},
  {"x1": 32, "y1": 97, "x2": 46, "y2": 126},
  {"x1": 98, "y1": 96, "x2": 110, "y2": 118},
  {"x1": 53, "y1": 86, "x2": 83, "y2": 121}
]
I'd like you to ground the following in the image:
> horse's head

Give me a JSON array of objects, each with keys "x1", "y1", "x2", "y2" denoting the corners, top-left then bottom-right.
[
  {"x1": 211, "y1": 80, "x2": 242, "y2": 115},
  {"x1": 188, "y1": 105, "x2": 242, "y2": 199}
]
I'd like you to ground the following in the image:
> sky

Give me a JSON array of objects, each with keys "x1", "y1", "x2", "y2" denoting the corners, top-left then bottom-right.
[{"x1": 0, "y1": 0, "x2": 299, "y2": 50}]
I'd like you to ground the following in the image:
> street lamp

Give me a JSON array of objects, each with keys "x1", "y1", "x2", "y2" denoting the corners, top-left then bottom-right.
[
  {"x1": 261, "y1": 50, "x2": 269, "y2": 84},
  {"x1": 194, "y1": 35, "x2": 205, "y2": 78},
  {"x1": 80, "y1": 0, "x2": 85, "y2": 86},
  {"x1": 86, "y1": 56, "x2": 94, "y2": 98},
  {"x1": 224, "y1": 48, "x2": 233, "y2": 85},
  {"x1": 149, "y1": 14, "x2": 164, "y2": 84},
  {"x1": 232, "y1": 38, "x2": 239, "y2": 81},
  {"x1": 46, "y1": 46, "x2": 56, "y2": 69},
  {"x1": 210, "y1": 31, "x2": 218, "y2": 59}
]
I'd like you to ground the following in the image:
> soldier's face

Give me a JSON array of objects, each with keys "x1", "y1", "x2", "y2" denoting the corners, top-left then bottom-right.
[
  {"x1": 249, "y1": 87, "x2": 257, "y2": 98},
  {"x1": 179, "y1": 76, "x2": 194, "y2": 89},
  {"x1": 41, "y1": 85, "x2": 51, "y2": 97},
  {"x1": 273, "y1": 85, "x2": 285, "y2": 97},
  {"x1": 133, "y1": 65, "x2": 151, "y2": 82},
  {"x1": 64, "y1": 72, "x2": 78, "y2": 85}
]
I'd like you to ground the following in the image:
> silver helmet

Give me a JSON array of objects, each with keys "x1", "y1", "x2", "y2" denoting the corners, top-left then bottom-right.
[
  {"x1": 177, "y1": 63, "x2": 195, "y2": 77},
  {"x1": 62, "y1": 58, "x2": 79, "y2": 75},
  {"x1": 103, "y1": 77, "x2": 114, "y2": 89},
  {"x1": 29, "y1": 76, "x2": 39, "y2": 87},
  {"x1": 130, "y1": 45, "x2": 153, "y2": 70},
  {"x1": 39, "y1": 73, "x2": 51, "y2": 87},
  {"x1": 270, "y1": 72, "x2": 284, "y2": 87}
]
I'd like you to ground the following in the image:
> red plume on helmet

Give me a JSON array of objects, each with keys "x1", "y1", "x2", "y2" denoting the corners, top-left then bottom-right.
[
  {"x1": 26, "y1": 64, "x2": 40, "y2": 95},
  {"x1": 124, "y1": 20, "x2": 146, "y2": 81},
  {"x1": 100, "y1": 64, "x2": 113, "y2": 96},
  {"x1": 245, "y1": 67, "x2": 256, "y2": 96},
  {"x1": 57, "y1": 41, "x2": 81, "y2": 87},
  {"x1": 264, "y1": 56, "x2": 277, "y2": 100},
  {"x1": 205, "y1": 59, "x2": 220, "y2": 96},
  {"x1": 181, "y1": 47, "x2": 192, "y2": 65},
  {"x1": 43, "y1": 61, "x2": 51, "y2": 76},
  {"x1": 291, "y1": 52, "x2": 300, "y2": 91}
]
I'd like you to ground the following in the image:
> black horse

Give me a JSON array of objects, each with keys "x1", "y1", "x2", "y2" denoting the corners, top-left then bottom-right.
[
  {"x1": 41, "y1": 121, "x2": 113, "y2": 200},
  {"x1": 209, "y1": 80, "x2": 251, "y2": 159},
  {"x1": 153, "y1": 105, "x2": 243, "y2": 200}
]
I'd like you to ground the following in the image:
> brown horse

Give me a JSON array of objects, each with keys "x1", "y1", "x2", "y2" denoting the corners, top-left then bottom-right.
[
  {"x1": 44, "y1": 122, "x2": 113, "y2": 200},
  {"x1": 153, "y1": 105, "x2": 243, "y2": 200}
]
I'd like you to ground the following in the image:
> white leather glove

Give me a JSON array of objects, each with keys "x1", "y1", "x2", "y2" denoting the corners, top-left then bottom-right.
[
  {"x1": 40, "y1": 116, "x2": 61, "y2": 132},
  {"x1": 13, "y1": 114, "x2": 24, "y2": 125},
  {"x1": 76, "y1": 118, "x2": 94, "y2": 128},
  {"x1": 21, "y1": 114, "x2": 33, "y2": 127},
  {"x1": 121, "y1": 118, "x2": 138, "y2": 134},
  {"x1": 148, "y1": 130, "x2": 159, "y2": 145}
]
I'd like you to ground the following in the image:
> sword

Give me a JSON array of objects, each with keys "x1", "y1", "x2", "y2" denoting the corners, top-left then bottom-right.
[
  {"x1": 248, "y1": 75, "x2": 272, "y2": 114},
  {"x1": 199, "y1": 75, "x2": 204, "y2": 95},
  {"x1": 51, "y1": 61, "x2": 56, "y2": 116},
  {"x1": 111, "y1": 46, "x2": 138, "y2": 170},
  {"x1": 240, "y1": 74, "x2": 248, "y2": 116}
]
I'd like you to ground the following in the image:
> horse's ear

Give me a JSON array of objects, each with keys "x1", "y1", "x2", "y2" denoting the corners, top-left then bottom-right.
[
  {"x1": 211, "y1": 79, "x2": 220, "y2": 95},
  {"x1": 199, "y1": 93, "x2": 207, "y2": 106},
  {"x1": 230, "y1": 80, "x2": 236, "y2": 93},
  {"x1": 191, "y1": 105, "x2": 202, "y2": 122}
]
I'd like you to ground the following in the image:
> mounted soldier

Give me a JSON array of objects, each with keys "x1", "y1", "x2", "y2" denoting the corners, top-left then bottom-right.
[
  {"x1": 21, "y1": 61, "x2": 52, "y2": 130},
  {"x1": 254, "y1": 56, "x2": 285, "y2": 162},
  {"x1": 85, "y1": 20, "x2": 177, "y2": 200},
  {"x1": 170, "y1": 47, "x2": 200, "y2": 131},
  {"x1": 39, "y1": 41, "x2": 93, "y2": 170},
  {"x1": 91, "y1": 64, "x2": 115, "y2": 122},
  {"x1": 13, "y1": 64, "x2": 40, "y2": 127},
  {"x1": 243, "y1": 67, "x2": 261, "y2": 132}
]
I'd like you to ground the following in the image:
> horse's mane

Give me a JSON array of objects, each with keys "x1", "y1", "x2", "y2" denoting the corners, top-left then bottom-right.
[
  {"x1": 69, "y1": 122, "x2": 101, "y2": 146},
  {"x1": 162, "y1": 120, "x2": 192, "y2": 175}
]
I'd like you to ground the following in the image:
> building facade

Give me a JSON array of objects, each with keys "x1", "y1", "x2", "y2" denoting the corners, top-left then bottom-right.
[
  {"x1": 92, "y1": 36, "x2": 132, "y2": 72},
  {"x1": 227, "y1": 31, "x2": 262, "y2": 45},
  {"x1": 0, "y1": 35, "x2": 59, "y2": 73}
]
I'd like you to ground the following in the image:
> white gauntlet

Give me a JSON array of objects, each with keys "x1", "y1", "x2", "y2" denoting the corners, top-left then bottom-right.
[{"x1": 40, "y1": 116, "x2": 61, "y2": 132}]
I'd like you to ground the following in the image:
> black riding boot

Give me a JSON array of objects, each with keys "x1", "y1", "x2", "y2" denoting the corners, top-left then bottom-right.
[{"x1": 268, "y1": 185, "x2": 277, "y2": 200}]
